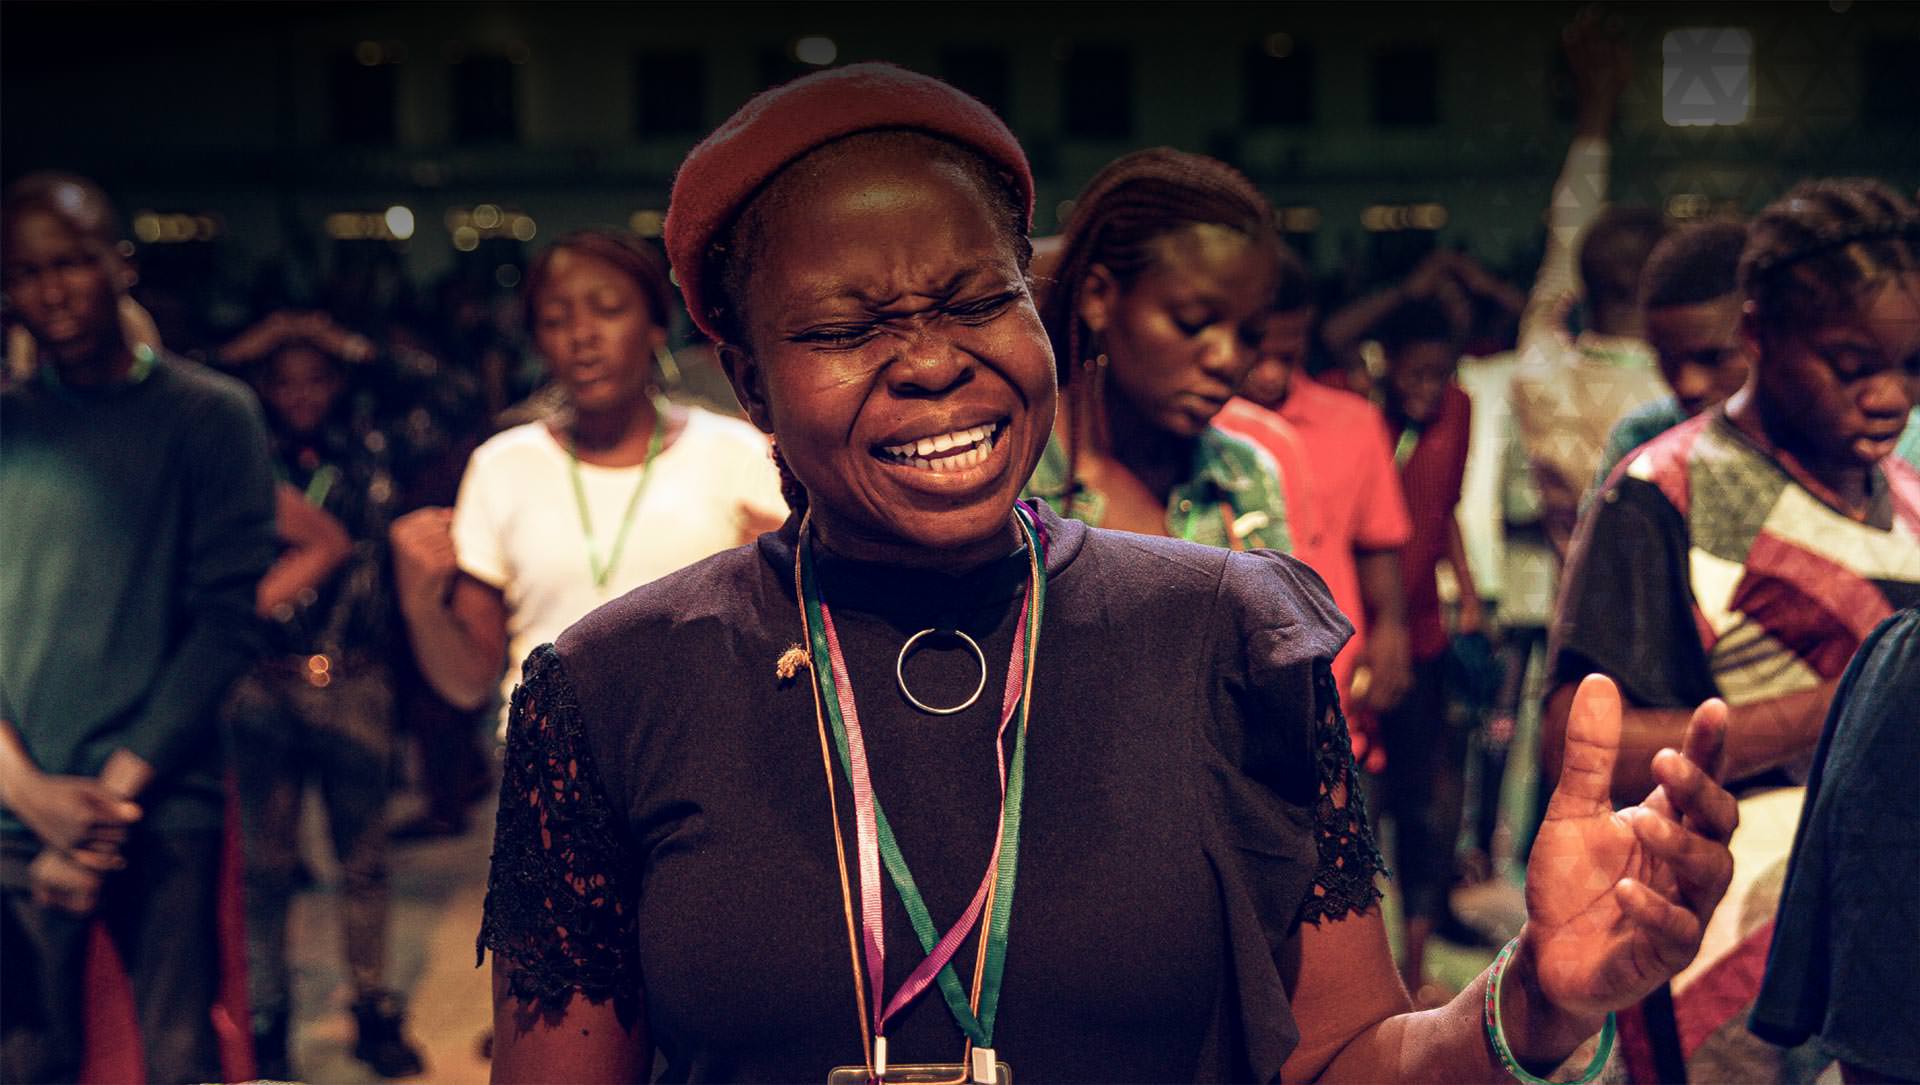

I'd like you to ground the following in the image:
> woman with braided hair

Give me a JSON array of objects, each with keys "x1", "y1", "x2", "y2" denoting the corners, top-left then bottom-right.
[
  {"x1": 1545, "y1": 178, "x2": 1920, "y2": 1082},
  {"x1": 477, "y1": 64, "x2": 1739, "y2": 1085},
  {"x1": 1024, "y1": 148, "x2": 1295, "y2": 551}
]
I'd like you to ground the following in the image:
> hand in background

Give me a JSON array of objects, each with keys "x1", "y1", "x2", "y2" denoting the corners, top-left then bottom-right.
[
  {"x1": 390, "y1": 507, "x2": 460, "y2": 615},
  {"x1": 29, "y1": 849, "x2": 106, "y2": 915}
]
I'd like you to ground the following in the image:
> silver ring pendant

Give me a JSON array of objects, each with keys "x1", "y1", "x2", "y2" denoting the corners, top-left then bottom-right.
[{"x1": 895, "y1": 628, "x2": 988, "y2": 716}]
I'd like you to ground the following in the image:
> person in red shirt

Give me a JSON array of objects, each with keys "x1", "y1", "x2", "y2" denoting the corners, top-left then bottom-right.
[
  {"x1": 1341, "y1": 294, "x2": 1482, "y2": 994},
  {"x1": 1217, "y1": 245, "x2": 1411, "y2": 772}
]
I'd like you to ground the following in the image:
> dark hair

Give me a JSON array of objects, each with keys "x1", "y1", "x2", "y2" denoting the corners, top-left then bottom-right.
[
  {"x1": 1374, "y1": 297, "x2": 1459, "y2": 358},
  {"x1": 2, "y1": 171, "x2": 122, "y2": 252},
  {"x1": 1640, "y1": 220, "x2": 1748, "y2": 310},
  {"x1": 522, "y1": 227, "x2": 675, "y2": 337},
  {"x1": 1272, "y1": 238, "x2": 1314, "y2": 315},
  {"x1": 1038, "y1": 148, "x2": 1279, "y2": 386},
  {"x1": 1578, "y1": 206, "x2": 1667, "y2": 313},
  {"x1": 704, "y1": 128, "x2": 1033, "y2": 350},
  {"x1": 1739, "y1": 178, "x2": 1919, "y2": 335}
]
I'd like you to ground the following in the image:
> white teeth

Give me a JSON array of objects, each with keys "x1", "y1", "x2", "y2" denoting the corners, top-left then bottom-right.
[{"x1": 880, "y1": 423, "x2": 1000, "y2": 471}]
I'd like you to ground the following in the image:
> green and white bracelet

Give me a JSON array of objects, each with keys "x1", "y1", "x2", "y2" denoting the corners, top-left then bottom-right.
[{"x1": 1483, "y1": 937, "x2": 1616, "y2": 1085}]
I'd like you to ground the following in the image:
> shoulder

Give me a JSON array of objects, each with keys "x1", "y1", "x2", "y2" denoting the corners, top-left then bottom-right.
[
  {"x1": 678, "y1": 405, "x2": 767, "y2": 448},
  {"x1": 1300, "y1": 379, "x2": 1376, "y2": 423},
  {"x1": 555, "y1": 542, "x2": 766, "y2": 664},
  {"x1": 467, "y1": 421, "x2": 558, "y2": 471},
  {"x1": 1067, "y1": 526, "x2": 1349, "y2": 664},
  {"x1": 157, "y1": 355, "x2": 264, "y2": 423}
]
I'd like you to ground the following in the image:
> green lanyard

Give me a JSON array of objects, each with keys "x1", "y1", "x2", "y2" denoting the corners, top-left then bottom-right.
[
  {"x1": 303, "y1": 464, "x2": 340, "y2": 508},
  {"x1": 797, "y1": 506, "x2": 1046, "y2": 1064},
  {"x1": 566, "y1": 397, "x2": 669, "y2": 590},
  {"x1": 1394, "y1": 426, "x2": 1421, "y2": 467}
]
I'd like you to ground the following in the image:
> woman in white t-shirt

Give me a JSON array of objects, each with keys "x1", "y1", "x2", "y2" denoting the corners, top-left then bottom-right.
[{"x1": 390, "y1": 229, "x2": 786, "y2": 726}]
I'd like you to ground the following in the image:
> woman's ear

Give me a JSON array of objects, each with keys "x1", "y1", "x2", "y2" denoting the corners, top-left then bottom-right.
[
  {"x1": 1075, "y1": 263, "x2": 1120, "y2": 337},
  {"x1": 1739, "y1": 299, "x2": 1767, "y2": 366},
  {"x1": 718, "y1": 343, "x2": 775, "y2": 434}
]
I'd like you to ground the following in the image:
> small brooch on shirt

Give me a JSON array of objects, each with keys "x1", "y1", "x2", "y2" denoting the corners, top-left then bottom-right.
[{"x1": 775, "y1": 645, "x2": 811, "y2": 682}]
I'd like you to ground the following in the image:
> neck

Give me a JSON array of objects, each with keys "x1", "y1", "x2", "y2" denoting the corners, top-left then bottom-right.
[
  {"x1": 808, "y1": 509, "x2": 1024, "y2": 574},
  {"x1": 566, "y1": 393, "x2": 658, "y2": 455},
  {"x1": 1062, "y1": 380, "x2": 1194, "y2": 503},
  {"x1": 1725, "y1": 385, "x2": 1872, "y2": 510},
  {"x1": 51, "y1": 338, "x2": 138, "y2": 390}
]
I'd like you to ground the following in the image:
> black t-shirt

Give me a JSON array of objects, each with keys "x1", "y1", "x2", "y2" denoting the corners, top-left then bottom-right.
[
  {"x1": 478, "y1": 502, "x2": 1382, "y2": 1082},
  {"x1": 1750, "y1": 607, "x2": 1920, "y2": 1079}
]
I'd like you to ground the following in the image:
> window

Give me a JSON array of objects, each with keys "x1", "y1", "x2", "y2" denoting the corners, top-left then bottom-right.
[
  {"x1": 1061, "y1": 45, "x2": 1133, "y2": 139},
  {"x1": 1245, "y1": 36, "x2": 1315, "y2": 126},
  {"x1": 451, "y1": 53, "x2": 518, "y2": 144},
  {"x1": 635, "y1": 51, "x2": 706, "y2": 137},
  {"x1": 330, "y1": 49, "x2": 397, "y2": 146},
  {"x1": 1370, "y1": 46, "x2": 1438, "y2": 127},
  {"x1": 941, "y1": 47, "x2": 1011, "y2": 120},
  {"x1": 1662, "y1": 28, "x2": 1752, "y2": 127}
]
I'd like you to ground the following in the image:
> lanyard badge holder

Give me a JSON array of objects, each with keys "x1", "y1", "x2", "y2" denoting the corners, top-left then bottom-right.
[{"x1": 798, "y1": 506, "x2": 1044, "y2": 1085}]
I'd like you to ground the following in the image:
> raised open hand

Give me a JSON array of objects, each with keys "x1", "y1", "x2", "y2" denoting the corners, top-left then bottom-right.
[{"x1": 1521, "y1": 674, "x2": 1737, "y2": 1017}]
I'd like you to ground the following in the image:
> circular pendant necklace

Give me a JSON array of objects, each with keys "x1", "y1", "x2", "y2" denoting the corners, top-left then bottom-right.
[{"x1": 895, "y1": 628, "x2": 988, "y2": 715}]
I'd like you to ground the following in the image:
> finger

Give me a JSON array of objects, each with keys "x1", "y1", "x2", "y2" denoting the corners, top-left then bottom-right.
[
  {"x1": 1651, "y1": 748, "x2": 1739, "y2": 845},
  {"x1": 1679, "y1": 698, "x2": 1730, "y2": 784},
  {"x1": 1617, "y1": 877, "x2": 1705, "y2": 974},
  {"x1": 1624, "y1": 808, "x2": 1734, "y2": 914},
  {"x1": 68, "y1": 848, "x2": 126, "y2": 874},
  {"x1": 1548, "y1": 674, "x2": 1623, "y2": 818}
]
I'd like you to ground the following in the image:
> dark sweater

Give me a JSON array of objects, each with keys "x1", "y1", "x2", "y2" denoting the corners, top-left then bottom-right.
[{"x1": 1, "y1": 355, "x2": 276, "y2": 833}]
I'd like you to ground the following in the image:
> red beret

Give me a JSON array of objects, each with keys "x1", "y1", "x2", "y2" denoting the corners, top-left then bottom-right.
[{"x1": 664, "y1": 62, "x2": 1034, "y2": 343}]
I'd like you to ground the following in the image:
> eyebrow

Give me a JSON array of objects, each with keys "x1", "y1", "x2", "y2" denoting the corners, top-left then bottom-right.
[{"x1": 801, "y1": 266, "x2": 998, "y2": 309}]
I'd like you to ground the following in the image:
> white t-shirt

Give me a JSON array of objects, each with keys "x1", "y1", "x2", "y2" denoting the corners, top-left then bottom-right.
[{"x1": 451, "y1": 406, "x2": 787, "y2": 717}]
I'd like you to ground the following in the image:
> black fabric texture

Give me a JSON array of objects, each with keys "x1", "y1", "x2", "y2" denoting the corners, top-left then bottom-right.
[
  {"x1": 476, "y1": 501, "x2": 1379, "y2": 1082},
  {"x1": 1749, "y1": 607, "x2": 1920, "y2": 1080},
  {"x1": 1549, "y1": 476, "x2": 1718, "y2": 709}
]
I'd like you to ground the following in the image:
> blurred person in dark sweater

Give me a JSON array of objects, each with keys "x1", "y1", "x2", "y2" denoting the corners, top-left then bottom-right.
[{"x1": 0, "y1": 172, "x2": 276, "y2": 1083}]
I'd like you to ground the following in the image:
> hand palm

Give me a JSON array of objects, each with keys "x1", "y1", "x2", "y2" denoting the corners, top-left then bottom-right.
[
  {"x1": 1526, "y1": 790, "x2": 1674, "y2": 1014},
  {"x1": 1521, "y1": 677, "x2": 1731, "y2": 1016}
]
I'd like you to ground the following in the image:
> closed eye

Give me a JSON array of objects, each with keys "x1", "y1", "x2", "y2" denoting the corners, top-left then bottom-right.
[
  {"x1": 948, "y1": 291, "x2": 1020, "y2": 323},
  {"x1": 789, "y1": 323, "x2": 878, "y2": 348}
]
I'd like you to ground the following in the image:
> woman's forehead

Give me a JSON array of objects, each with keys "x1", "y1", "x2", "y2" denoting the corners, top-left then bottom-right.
[{"x1": 750, "y1": 153, "x2": 1014, "y2": 304}]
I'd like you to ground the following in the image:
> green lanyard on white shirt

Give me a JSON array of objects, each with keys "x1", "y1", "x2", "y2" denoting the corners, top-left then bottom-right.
[{"x1": 565, "y1": 396, "x2": 670, "y2": 590}]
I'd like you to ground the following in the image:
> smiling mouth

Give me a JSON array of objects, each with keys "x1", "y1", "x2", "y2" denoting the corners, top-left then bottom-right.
[{"x1": 874, "y1": 421, "x2": 1006, "y2": 473}]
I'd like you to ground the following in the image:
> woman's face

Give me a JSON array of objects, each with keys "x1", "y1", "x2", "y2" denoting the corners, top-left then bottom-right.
[
  {"x1": 531, "y1": 248, "x2": 665, "y2": 415},
  {"x1": 1755, "y1": 271, "x2": 1920, "y2": 468},
  {"x1": 1078, "y1": 224, "x2": 1276, "y2": 438},
  {"x1": 726, "y1": 143, "x2": 1056, "y2": 564}
]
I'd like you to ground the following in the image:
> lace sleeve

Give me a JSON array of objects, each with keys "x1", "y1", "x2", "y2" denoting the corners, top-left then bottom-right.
[
  {"x1": 476, "y1": 645, "x2": 641, "y2": 1024},
  {"x1": 1295, "y1": 659, "x2": 1387, "y2": 926}
]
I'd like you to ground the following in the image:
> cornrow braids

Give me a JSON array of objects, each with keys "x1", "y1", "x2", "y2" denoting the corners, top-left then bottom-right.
[
  {"x1": 1740, "y1": 178, "x2": 1920, "y2": 336},
  {"x1": 1038, "y1": 148, "x2": 1279, "y2": 389},
  {"x1": 1640, "y1": 220, "x2": 1748, "y2": 310}
]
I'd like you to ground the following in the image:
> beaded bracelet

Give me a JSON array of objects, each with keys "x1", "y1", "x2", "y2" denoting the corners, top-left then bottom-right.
[{"x1": 1483, "y1": 937, "x2": 1616, "y2": 1085}]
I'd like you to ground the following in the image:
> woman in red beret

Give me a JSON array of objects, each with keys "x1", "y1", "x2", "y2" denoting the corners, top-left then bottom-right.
[{"x1": 479, "y1": 64, "x2": 1739, "y2": 1085}]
